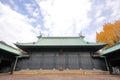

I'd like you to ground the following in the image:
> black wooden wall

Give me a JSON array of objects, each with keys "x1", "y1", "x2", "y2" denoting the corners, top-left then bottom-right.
[
  {"x1": 16, "y1": 50, "x2": 107, "y2": 71},
  {"x1": 0, "y1": 51, "x2": 16, "y2": 73}
]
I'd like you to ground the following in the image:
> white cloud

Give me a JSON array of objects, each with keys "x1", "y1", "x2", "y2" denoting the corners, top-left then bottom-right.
[
  {"x1": 85, "y1": 32, "x2": 96, "y2": 42},
  {"x1": 90, "y1": 0, "x2": 120, "y2": 42},
  {"x1": 9, "y1": 0, "x2": 19, "y2": 11},
  {"x1": 94, "y1": 4, "x2": 105, "y2": 18},
  {"x1": 33, "y1": 8, "x2": 39, "y2": 17},
  {"x1": 1, "y1": 0, "x2": 120, "y2": 45},
  {"x1": 32, "y1": 25, "x2": 41, "y2": 36},
  {"x1": 105, "y1": 0, "x2": 120, "y2": 22},
  {"x1": 95, "y1": 10, "x2": 102, "y2": 18},
  {"x1": 0, "y1": 2, "x2": 37, "y2": 47},
  {"x1": 37, "y1": 0, "x2": 92, "y2": 36},
  {"x1": 24, "y1": 3, "x2": 34, "y2": 13},
  {"x1": 96, "y1": 16, "x2": 106, "y2": 23},
  {"x1": 24, "y1": 3, "x2": 39, "y2": 18}
]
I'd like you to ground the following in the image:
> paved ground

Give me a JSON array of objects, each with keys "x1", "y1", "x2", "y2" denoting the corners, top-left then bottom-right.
[{"x1": 0, "y1": 74, "x2": 120, "y2": 80}]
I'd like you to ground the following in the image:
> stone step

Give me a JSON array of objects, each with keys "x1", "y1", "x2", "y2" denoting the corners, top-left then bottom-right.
[{"x1": 13, "y1": 70, "x2": 110, "y2": 75}]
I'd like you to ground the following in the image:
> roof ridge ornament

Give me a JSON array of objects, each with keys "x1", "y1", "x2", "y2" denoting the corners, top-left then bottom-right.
[
  {"x1": 79, "y1": 32, "x2": 85, "y2": 38},
  {"x1": 37, "y1": 31, "x2": 42, "y2": 39}
]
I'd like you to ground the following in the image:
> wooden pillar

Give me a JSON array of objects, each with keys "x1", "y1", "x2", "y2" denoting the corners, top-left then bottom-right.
[
  {"x1": 0, "y1": 55, "x2": 2, "y2": 64},
  {"x1": 90, "y1": 52, "x2": 95, "y2": 70},
  {"x1": 0, "y1": 55, "x2": 2, "y2": 73},
  {"x1": 106, "y1": 57, "x2": 113, "y2": 74},
  {"x1": 10, "y1": 59, "x2": 16, "y2": 75}
]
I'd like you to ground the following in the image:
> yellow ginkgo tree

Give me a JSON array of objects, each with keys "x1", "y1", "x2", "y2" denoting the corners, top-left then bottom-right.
[{"x1": 96, "y1": 20, "x2": 120, "y2": 48}]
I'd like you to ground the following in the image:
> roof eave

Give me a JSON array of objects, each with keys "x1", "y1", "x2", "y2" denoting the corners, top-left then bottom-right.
[{"x1": 0, "y1": 42, "x2": 22, "y2": 56}]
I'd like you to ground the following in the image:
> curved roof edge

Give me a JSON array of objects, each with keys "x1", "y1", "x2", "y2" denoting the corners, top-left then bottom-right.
[
  {"x1": 15, "y1": 37, "x2": 107, "y2": 47},
  {"x1": 0, "y1": 41, "x2": 22, "y2": 56},
  {"x1": 100, "y1": 42, "x2": 120, "y2": 56}
]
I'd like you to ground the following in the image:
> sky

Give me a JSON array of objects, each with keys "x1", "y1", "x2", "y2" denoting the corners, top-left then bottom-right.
[{"x1": 0, "y1": 0, "x2": 120, "y2": 47}]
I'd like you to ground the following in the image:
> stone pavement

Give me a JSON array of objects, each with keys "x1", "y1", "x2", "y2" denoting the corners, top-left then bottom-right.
[
  {"x1": 0, "y1": 70, "x2": 120, "y2": 80},
  {"x1": 13, "y1": 70, "x2": 110, "y2": 75},
  {"x1": 0, "y1": 74, "x2": 120, "y2": 80}
]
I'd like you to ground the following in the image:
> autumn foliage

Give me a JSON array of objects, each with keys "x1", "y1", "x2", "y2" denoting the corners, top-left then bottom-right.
[{"x1": 96, "y1": 20, "x2": 120, "y2": 48}]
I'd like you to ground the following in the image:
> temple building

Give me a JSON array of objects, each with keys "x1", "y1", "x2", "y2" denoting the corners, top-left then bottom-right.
[
  {"x1": 15, "y1": 37, "x2": 107, "y2": 71},
  {"x1": 100, "y1": 42, "x2": 120, "y2": 74},
  {"x1": 0, "y1": 41, "x2": 22, "y2": 74},
  {"x1": 1, "y1": 37, "x2": 120, "y2": 74}
]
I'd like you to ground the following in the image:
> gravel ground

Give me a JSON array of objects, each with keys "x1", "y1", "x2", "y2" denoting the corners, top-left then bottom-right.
[{"x1": 0, "y1": 74, "x2": 120, "y2": 80}]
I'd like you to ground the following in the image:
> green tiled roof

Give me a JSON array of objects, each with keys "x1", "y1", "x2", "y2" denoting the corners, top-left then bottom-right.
[
  {"x1": 0, "y1": 41, "x2": 22, "y2": 56},
  {"x1": 15, "y1": 37, "x2": 106, "y2": 46},
  {"x1": 100, "y1": 42, "x2": 120, "y2": 56}
]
